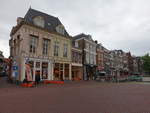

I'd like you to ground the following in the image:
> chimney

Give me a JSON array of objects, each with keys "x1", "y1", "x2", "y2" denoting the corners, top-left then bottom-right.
[
  {"x1": 95, "y1": 40, "x2": 98, "y2": 44},
  {"x1": 17, "y1": 17, "x2": 23, "y2": 25}
]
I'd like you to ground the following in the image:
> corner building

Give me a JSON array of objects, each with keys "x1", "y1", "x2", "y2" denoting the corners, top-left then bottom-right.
[{"x1": 9, "y1": 8, "x2": 72, "y2": 82}]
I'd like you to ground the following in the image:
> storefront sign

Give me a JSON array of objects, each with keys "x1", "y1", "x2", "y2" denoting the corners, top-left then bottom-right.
[{"x1": 12, "y1": 61, "x2": 18, "y2": 78}]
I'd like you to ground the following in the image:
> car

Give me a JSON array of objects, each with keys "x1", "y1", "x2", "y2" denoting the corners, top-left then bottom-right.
[
  {"x1": 0, "y1": 70, "x2": 7, "y2": 77},
  {"x1": 127, "y1": 75, "x2": 143, "y2": 82},
  {"x1": 94, "y1": 71, "x2": 106, "y2": 80}
]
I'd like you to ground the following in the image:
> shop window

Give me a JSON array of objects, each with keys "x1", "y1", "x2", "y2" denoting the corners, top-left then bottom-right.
[
  {"x1": 42, "y1": 62, "x2": 48, "y2": 79},
  {"x1": 28, "y1": 61, "x2": 34, "y2": 79},
  {"x1": 60, "y1": 64, "x2": 63, "y2": 71},
  {"x1": 54, "y1": 63, "x2": 60, "y2": 80},
  {"x1": 60, "y1": 63, "x2": 64, "y2": 80},
  {"x1": 36, "y1": 62, "x2": 40, "y2": 68},
  {"x1": 64, "y1": 64, "x2": 69, "y2": 78}
]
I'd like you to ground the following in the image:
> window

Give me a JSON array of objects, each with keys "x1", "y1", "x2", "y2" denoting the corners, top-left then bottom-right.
[
  {"x1": 28, "y1": 61, "x2": 34, "y2": 79},
  {"x1": 86, "y1": 53, "x2": 89, "y2": 64},
  {"x1": 33, "y1": 16, "x2": 45, "y2": 28},
  {"x1": 17, "y1": 35, "x2": 20, "y2": 41},
  {"x1": 75, "y1": 41, "x2": 78, "y2": 48},
  {"x1": 54, "y1": 41, "x2": 59, "y2": 56},
  {"x1": 63, "y1": 44, "x2": 68, "y2": 57},
  {"x1": 43, "y1": 39, "x2": 50, "y2": 55},
  {"x1": 36, "y1": 62, "x2": 40, "y2": 68},
  {"x1": 90, "y1": 45, "x2": 92, "y2": 51},
  {"x1": 86, "y1": 43, "x2": 89, "y2": 50},
  {"x1": 14, "y1": 39, "x2": 16, "y2": 55},
  {"x1": 74, "y1": 52, "x2": 78, "y2": 63},
  {"x1": 56, "y1": 25, "x2": 65, "y2": 35},
  {"x1": 29, "y1": 35, "x2": 38, "y2": 53},
  {"x1": 91, "y1": 45, "x2": 95, "y2": 52},
  {"x1": 17, "y1": 35, "x2": 21, "y2": 53},
  {"x1": 79, "y1": 53, "x2": 82, "y2": 63},
  {"x1": 89, "y1": 54, "x2": 93, "y2": 64},
  {"x1": 42, "y1": 62, "x2": 48, "y2": 79}
]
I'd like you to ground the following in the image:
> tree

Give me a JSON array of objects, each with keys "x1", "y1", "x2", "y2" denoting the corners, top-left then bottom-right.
[{"x1": 142, "y1": 54, "x2": 150, "y2": 75}]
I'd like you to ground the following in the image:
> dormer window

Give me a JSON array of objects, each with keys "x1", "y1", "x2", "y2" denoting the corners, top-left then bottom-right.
[
  {"x1": 75, "y1": 41, "x2": 79, "y2": 48},
  {"x1": 33, "y1": 16, "x2": 45, "y2": 28},
  {"x1": 56, "y1": 25, "x2": 65, "y2": 35}
]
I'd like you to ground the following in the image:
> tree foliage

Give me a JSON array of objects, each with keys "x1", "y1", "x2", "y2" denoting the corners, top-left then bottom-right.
[{"x1": 142, "y1": 53, "x2": 150, "y2": 74}]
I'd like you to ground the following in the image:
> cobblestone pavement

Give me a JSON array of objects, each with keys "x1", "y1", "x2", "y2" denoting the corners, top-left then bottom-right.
[{"x1": 0, "y1": 80, "x2": 150, "y2": 113}]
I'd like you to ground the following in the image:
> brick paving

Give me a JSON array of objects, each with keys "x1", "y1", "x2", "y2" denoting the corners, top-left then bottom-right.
[{"x1": 0, "y1": 80, "x2": 150, "y2": 113}]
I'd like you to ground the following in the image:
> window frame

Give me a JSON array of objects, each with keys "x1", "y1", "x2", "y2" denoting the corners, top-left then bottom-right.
[
  {"x1": 29, "y1": 35, "x2": 38, "y2": 54},
  {"x1": 54, "y1": 41, "x2": 59, "y2": 56},
  {"x1": 43, "y1": 38, "x2": 50, "y2": 55},
  {"x1": 63, "y1": 43, "x2": 68, "y2": 57}
]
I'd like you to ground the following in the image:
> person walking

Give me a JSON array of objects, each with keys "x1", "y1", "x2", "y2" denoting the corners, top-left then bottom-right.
[{"x1": 35, "y1": 71, "x2": 41, "y2": 85}]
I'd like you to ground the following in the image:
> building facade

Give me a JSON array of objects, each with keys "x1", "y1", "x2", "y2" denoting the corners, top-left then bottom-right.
[
  {"x1": 73, "y1": 33, "x2": 97, "y2": 80},
  {"x1": 96, "y1": 43, "x2": 104, "y2": 72},
  {"x1": 8, "y1": 8, "x2": 143, "y2": 82},
  {"x1": 103, "y1": 47, "x2": 111, "y2": 76},
  {"x1": 71, "y1": 40, "x2": 83, "y2": 80},
  {"x1": 110, "y1": 50, "x2": 129, "y2": 79},
  {"x1": 0, "y1": 51, "x2": 5, "y2": 76},
  {"x1": 133, "y1": 56, "x2": 143, "y2": 75},
  {"x1": 126, "y1": 52, "x2": 134, "y2": 75},
  {"x1": 0, "y1": 51, "x2": 4, "y2": 59},
  {"x1": 9, "y1": 8, "x2": 72, "y2": 82}
]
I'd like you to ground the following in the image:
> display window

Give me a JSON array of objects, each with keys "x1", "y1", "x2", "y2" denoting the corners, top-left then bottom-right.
[
  {"x1": 28, "y1": 61, "x2": 34, "y2": 79},
  {"x1": 65, "y1": 64, "x2": 69, "y2": 78},
  {"x1": 36, "y1": 62, "x2": 40, "y2": 68},
  {"x1": 54, "y1": 63, "x2": 59, "y2": 79},
  {"x1": 42, "y1": 62, "x2": 48, "y2": 79}
]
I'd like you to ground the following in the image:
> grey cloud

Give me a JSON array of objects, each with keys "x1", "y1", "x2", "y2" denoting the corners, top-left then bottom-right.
[{"x1": 0, "y1": 0, "x2": 150, "y2": 57}]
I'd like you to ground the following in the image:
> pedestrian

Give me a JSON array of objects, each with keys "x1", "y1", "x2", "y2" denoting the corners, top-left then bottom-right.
[
  {"x1": 23, "y1": 75, "x2": 29, "y2": 83},
  {"x1": 35, "y1": 71, "x2": 40, "y2": 85}
]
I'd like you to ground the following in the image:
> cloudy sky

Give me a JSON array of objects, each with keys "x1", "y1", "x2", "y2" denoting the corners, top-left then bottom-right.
[{"x1": 0, "y1": 0, "x2": 150, "y2": 57}]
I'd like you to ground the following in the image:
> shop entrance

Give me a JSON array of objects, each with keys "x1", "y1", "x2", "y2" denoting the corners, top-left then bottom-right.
[
  {"x1": 26, "y1": 59, "x2": 50, "y2": 81},
  {"x1": 72, "y1": 66, "x2": 83, "y2": 80}
]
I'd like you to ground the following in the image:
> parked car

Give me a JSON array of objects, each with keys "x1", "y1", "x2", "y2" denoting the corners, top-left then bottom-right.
[
  {"x1": 127, "y1": 75, "x2": 143, "y2": 82},
  {"x1": 94, "y1": 71, "x2": 106, "y2": 80},
  {"x1": 0, "y1": 71, "x2": 6, "y2": 77}
]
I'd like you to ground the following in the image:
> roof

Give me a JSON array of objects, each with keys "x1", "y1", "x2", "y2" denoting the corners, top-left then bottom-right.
[
  {"x1": 73, "y1": 33, "x2": 94, "y2": 41},
  {"x1": 0, "y1": 51, "x2": 4, "y2": 58},
  {"x1": 24, "y1": 8, "x2": 70, "y2": 37}
]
